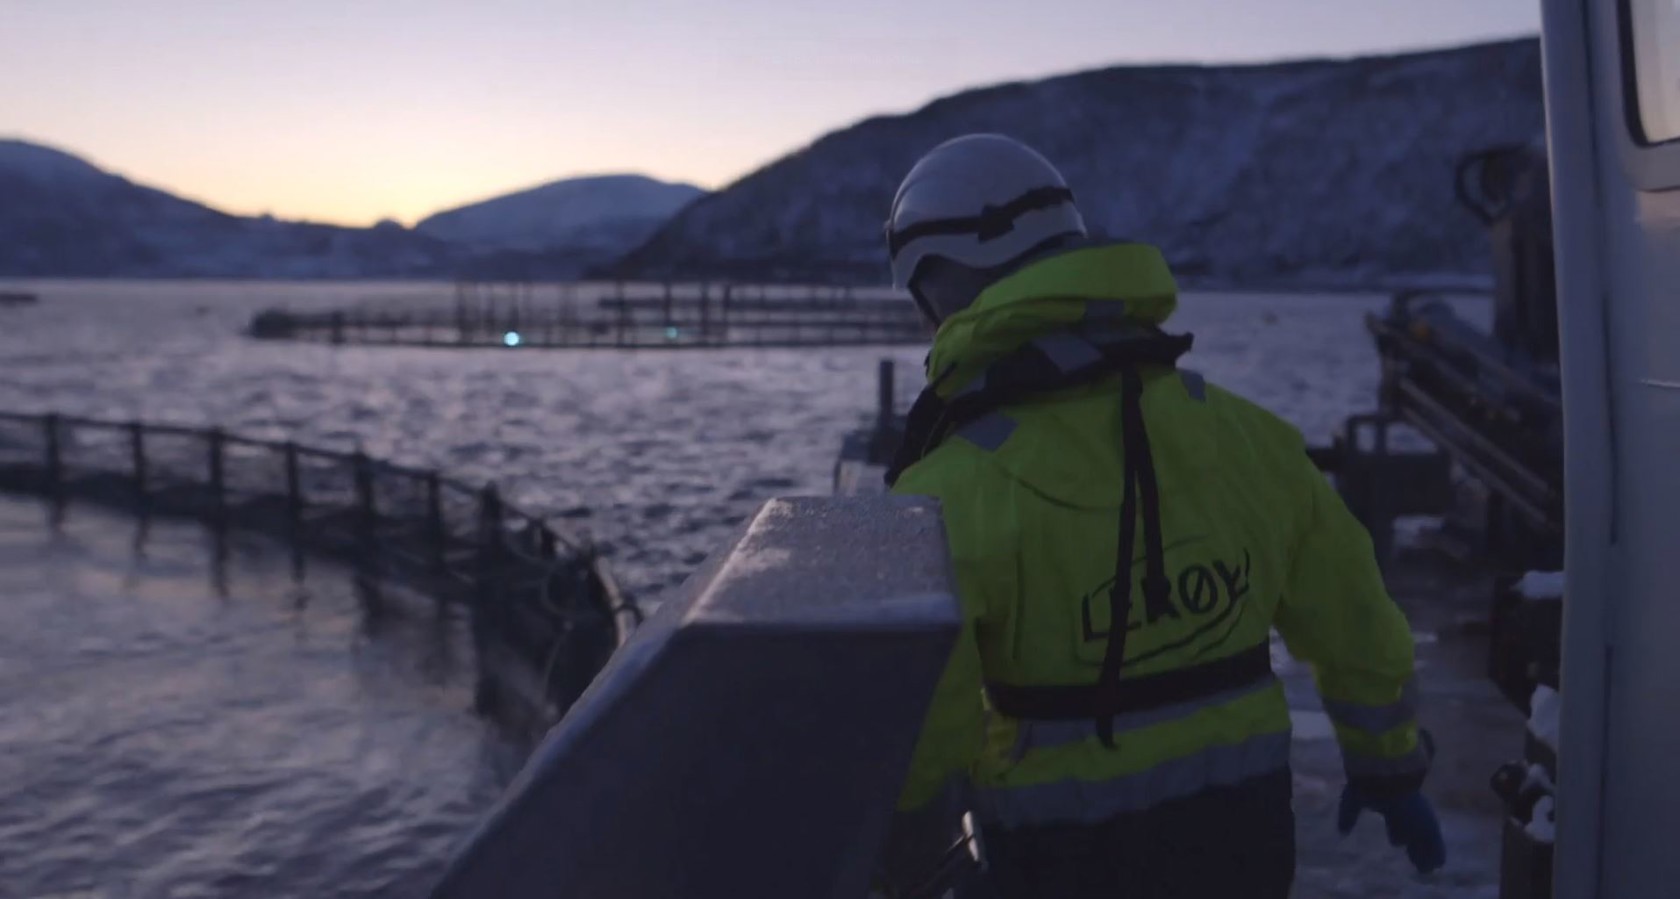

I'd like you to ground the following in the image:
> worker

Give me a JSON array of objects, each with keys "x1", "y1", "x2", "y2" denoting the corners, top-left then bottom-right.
[{"x1": 875, "y1": 134, "x2": 1445, "y2": 898}]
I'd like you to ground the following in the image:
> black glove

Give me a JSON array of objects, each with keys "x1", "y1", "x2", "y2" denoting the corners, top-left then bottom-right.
[{"x1": 1337, "y1": 784, "x2": 1446, "y2": 873}]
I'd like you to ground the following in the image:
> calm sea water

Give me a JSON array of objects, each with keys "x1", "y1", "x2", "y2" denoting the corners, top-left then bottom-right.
[
  {"x1": 0, "y1": 279, "x2": 1490, "y2": 897},
  {"x1": 0, "y1": 279, "x2": 1485, "y2": 599},
  {"x1": 0, "y1": 495, "x2": 523, "y2": 899}
]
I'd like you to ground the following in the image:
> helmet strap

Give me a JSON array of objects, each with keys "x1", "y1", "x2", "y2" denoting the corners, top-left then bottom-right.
[
  {"x1": 907, "y1": 232, "x2": 1081, "y2": 327},
  {"x1": 908, "y1": 281, "x2": 944, "y2": 327}
]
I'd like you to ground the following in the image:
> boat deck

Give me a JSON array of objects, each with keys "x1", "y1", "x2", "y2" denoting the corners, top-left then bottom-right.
[{"x1": 1287, "y1": 546, "x2": 1521, "y2": 898}]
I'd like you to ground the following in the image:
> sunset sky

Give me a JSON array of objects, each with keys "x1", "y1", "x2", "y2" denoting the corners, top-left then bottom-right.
[{"x1": 1, "y1": 0, "x2": 1540, "y2": 227}]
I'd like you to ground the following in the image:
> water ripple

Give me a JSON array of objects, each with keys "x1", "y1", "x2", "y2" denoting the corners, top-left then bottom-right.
[{"x1": 0, "y1": 279, "x2": 1490, "y2": 895}]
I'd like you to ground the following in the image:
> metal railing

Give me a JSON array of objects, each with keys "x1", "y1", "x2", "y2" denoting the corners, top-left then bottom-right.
[
  {"x1": 0, "y1": 410, "x2": 640, "y2": 738},
  {"x1": 250, "y1": 281, "x2": 931, "y2": 350}
]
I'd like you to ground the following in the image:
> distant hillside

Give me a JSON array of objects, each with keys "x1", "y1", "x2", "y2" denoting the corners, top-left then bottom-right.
[
  {"x1": 416, "y1": 175, "x2": 703, "y2": 265},
  {"x1": 607, "y1": 38, "x2": 1545, "y2": 288},
  {"x1": 0, "y1": 143, "x2": 702, "y2": 279},
  {"x1": 0, "y1": 140, "x2": 456, "y2": 278}
]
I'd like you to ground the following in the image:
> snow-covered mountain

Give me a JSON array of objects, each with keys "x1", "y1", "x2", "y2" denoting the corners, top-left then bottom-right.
[
  {"x1": 0, "y1": 140, "x2": 456, "y2": 278},
  {"x1": 608, "y1": 38, "x2": 1545, "y2": 288},
  {"x1": 0, "y1": 143, "x2": 700, "y2": 279},
  {"x1": 416, "y1": 175, "x2": 703, "y2": 255}
]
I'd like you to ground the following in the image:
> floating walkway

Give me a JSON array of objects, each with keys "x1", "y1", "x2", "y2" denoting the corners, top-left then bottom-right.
[
  {"x1": 250, "y1": 282, "x2": 930, "y2": 350},
  {"x1": 0, "y1": 410, "x2": 639, "y2": 740}
]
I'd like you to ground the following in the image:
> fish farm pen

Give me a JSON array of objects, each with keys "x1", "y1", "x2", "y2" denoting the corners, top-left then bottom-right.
[
  {"x1": 0, "y1": 410, "x2": 640, "y2": 741},
  {"x1": 248, "y1": 281, "x2": 931, "y2": 349}
]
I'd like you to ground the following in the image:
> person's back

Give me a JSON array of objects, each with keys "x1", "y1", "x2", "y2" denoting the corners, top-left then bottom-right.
[{"x1": 876, "y1": 135, "x2": 1444, "y2": 899}]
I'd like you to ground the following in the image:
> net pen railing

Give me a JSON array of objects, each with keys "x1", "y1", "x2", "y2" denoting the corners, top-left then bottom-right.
[
  {"x1": 0, "y1": 409, "x2": 641, "y2": 735},
  {"x1": 249, "y1": 281, "x2": 931, "y2": 349}
]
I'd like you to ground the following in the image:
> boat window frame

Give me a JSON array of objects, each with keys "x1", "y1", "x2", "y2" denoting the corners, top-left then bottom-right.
[{"x1": 1615, "y1": 0, "x2": 1680, "y2": 188}]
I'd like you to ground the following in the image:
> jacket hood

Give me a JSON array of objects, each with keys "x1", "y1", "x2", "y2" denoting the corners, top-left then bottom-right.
[{"x1": 926, "y1": 242, "x2": 1179, "y2": 392}]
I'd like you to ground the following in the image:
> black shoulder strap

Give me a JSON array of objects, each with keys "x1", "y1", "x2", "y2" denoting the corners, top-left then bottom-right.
[{"x1": 884, "y1": 327, "x2": 1192, "y2": 486}]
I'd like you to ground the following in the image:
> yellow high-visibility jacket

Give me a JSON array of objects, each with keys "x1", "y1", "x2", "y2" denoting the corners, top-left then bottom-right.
[{"x1": 890, "y1": 243, "x2": 1425, "y2": 828}]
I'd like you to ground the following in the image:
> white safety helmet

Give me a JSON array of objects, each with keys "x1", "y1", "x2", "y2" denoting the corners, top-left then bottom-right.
[{"x1": 885, "y1": 134, "x2": 1087, "y2": 312}]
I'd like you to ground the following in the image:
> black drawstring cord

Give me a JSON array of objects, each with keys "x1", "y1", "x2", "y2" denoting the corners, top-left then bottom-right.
[{"x1": 1095, "y1": 366, "x2": 1169, "y2": 750}]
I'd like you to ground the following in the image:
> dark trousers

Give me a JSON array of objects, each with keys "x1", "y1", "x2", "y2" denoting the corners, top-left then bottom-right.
[{"x1": 980, "y1": 769, "x2": 1295, "y2": 899}]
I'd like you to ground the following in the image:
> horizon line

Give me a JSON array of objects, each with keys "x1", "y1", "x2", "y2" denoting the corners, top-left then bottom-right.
[{"x1": 2, "y1": 31, "x2": 1540, "y2": 230}]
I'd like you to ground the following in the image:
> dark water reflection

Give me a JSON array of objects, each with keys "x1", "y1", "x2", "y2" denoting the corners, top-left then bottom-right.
[{"x1": 0, "y1": 496, "x2": 522, "y2": 898}]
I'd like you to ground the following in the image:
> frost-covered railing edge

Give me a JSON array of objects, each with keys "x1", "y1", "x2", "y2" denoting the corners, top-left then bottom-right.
[
  {"x1": 427, "y1": 495, "x2": 964, "y2": 899},
  {"x1": 0, "y1": 409, "x2": 641, "y2": 740}
]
